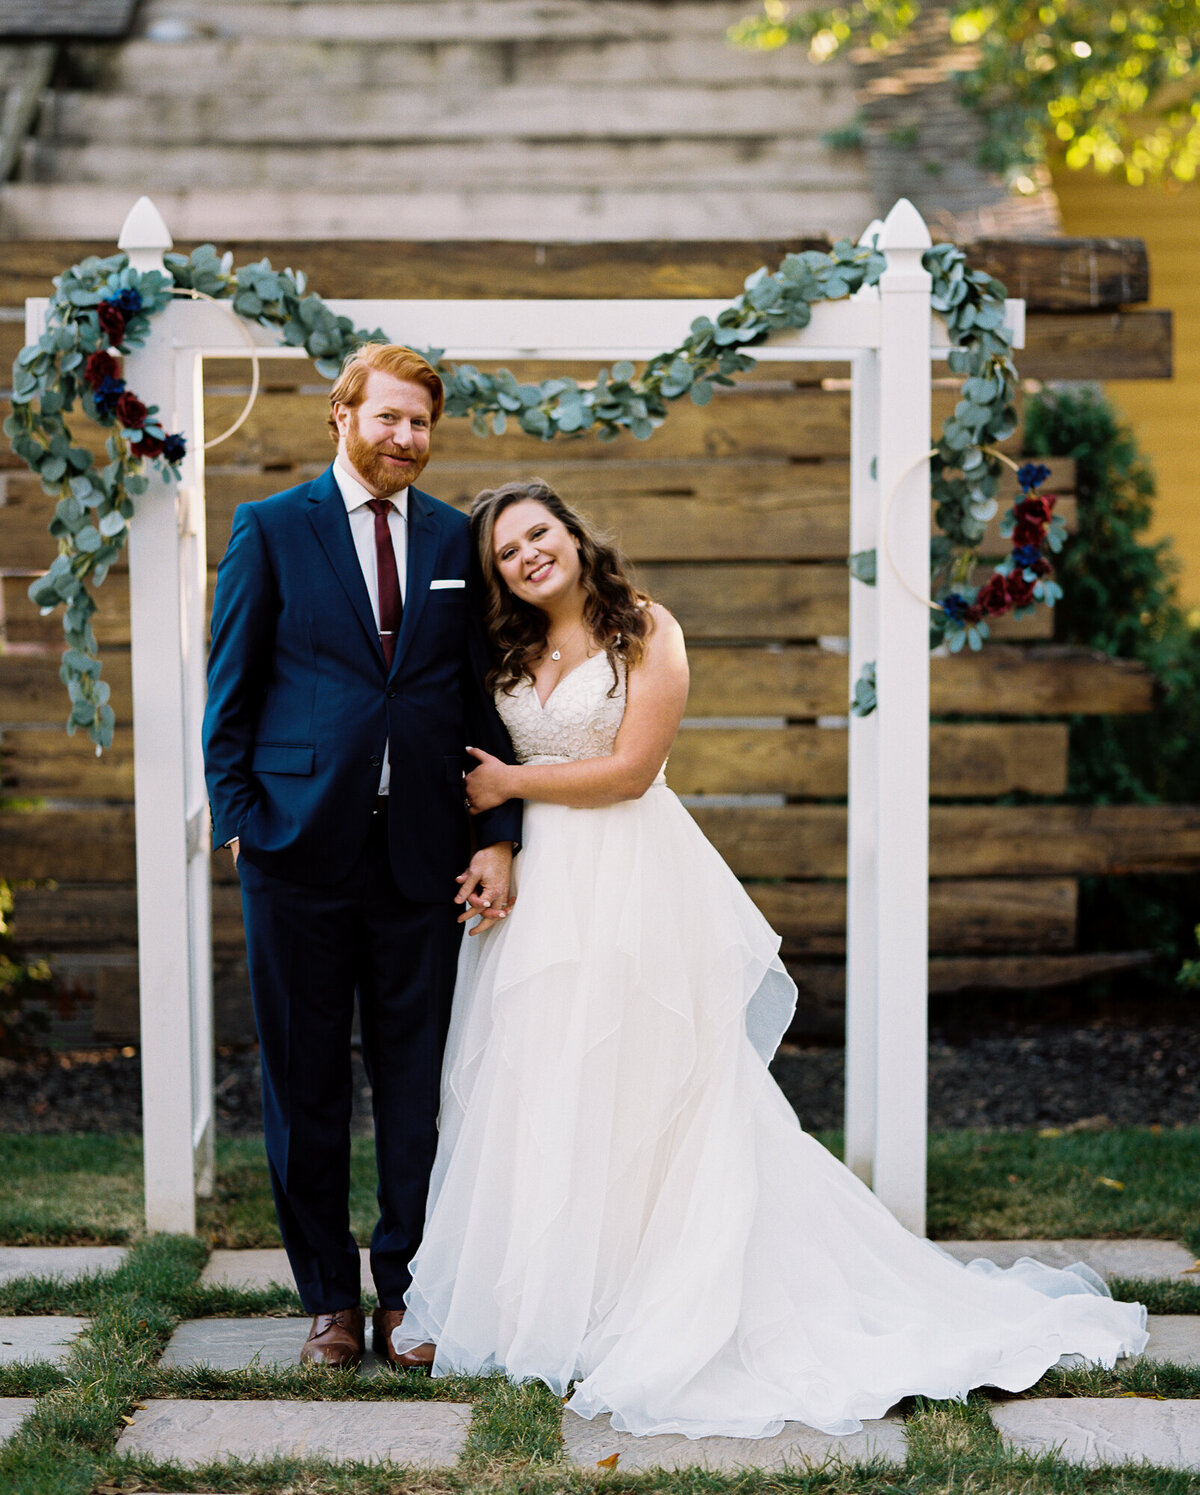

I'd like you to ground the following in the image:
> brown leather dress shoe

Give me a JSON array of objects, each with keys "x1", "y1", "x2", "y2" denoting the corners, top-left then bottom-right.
[
  {"x1": 372, "y1": 1305, "x2": 436, "y2": 1371},
  {"x1": 299, "y1": 1307, "x2": 364, "y2": 1367}
]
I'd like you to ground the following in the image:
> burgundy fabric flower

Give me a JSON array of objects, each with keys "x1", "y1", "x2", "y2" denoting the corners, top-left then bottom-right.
[
  {"x1": 133, "y1": 430, "x2": 166, "y2": 459},
  {"x1": 97, "y1": 302, "x2": 127, "y2": 345},
  {"x1": 1013, "y1": 515, "x2": 1048, "y2": 547},
  {"x1": 1012, "y1": 494, "x2": 1054, "y2": 546},
  {"x1": 1006, "y1": 571, "x2": 1037, "y2": 608},
  {"x1": 115, "y1": 392, "x2": 148, "y2": 430},
  {"x1": 84, "y1": 350, "x2": 120, "y2": 390},
  {"x1": 1018, "y1": 494, "x2": 1056, "y2": 525},
  {"x1": 974, "y1": 573, "x2": 1010, "y2": 617}
]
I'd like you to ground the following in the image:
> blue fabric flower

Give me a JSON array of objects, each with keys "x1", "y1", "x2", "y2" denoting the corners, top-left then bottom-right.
[
  {"x1": 1012, "y1": 544, "x2": 1042, "y2": 567},
  {"x1": 941, "y1": 592, "x2": 971, "y2": 622},
  {"x1": 1016, "y1": 461, "x2": 1050, "y2": 492},
  {"x1": 162, "y1": 432, "x2": 187, "y2": 464},
  {"x1": 92, "y1": 375, "x2": 125, "y2": 416},
  {"x1": 112, "y1": 288, "x2": 144, "y2": 316}
]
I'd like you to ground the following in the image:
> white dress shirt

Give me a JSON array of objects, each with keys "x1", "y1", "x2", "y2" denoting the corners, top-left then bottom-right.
[{"x1": 332, "y1": 458, "x2": 408, "y2": 794}]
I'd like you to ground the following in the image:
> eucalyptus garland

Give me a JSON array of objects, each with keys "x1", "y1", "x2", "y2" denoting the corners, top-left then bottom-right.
[{"x1": 9, "y1": 235, "x2": 1050, "y2": 748}]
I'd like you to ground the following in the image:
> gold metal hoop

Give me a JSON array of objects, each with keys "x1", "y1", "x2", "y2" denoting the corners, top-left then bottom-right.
[
  {"x1": 878, "y1": 445, "x2": 1022, "y2": 611},
  {"x1": 168, "y1": 286, "x2": 262, "y2": 451}
]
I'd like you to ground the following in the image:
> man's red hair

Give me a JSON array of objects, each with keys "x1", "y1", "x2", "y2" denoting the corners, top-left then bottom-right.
[{"x1": 326, "y1": 344, "x2": 444, "y2": 443}]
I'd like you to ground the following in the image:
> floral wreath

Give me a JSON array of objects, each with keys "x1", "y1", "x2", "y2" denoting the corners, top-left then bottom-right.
[{"x1": 8, "y1": 239, "x2": 1057, "y2": 749}]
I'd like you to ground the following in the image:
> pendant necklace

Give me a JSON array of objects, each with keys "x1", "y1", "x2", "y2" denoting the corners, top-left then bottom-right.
[{"x1": 548, "y1": 621, "x2": 584, "y2": 662}]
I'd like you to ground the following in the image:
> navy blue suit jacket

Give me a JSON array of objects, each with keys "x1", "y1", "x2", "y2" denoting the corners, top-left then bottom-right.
[{"x1": 202, "y1": 466, "x2": 521, "y2": 899}]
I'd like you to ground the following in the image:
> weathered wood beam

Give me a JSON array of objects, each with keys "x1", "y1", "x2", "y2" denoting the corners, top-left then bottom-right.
[
  {"x1": 0, "y1": 460, "x2": 1082, "y2": 571},
  {"x1": 6, "y1": 802, "x2": 1200, "y2": 882},
  {"x1": 8, "y1": 874, "x2": 1079, "y2": 960},
  {"x1": 0, "y1": 642, "x2": 1154, "y2": 724},
  {"x1": 3, "y1": 720, "x2": 1070, "y2": 801},
  {"x1": 0, "y1": 236, "x2": 1151, "y2": 310},
  {"x1": 1020, "y1": 309, "x2": 1172, "y2": 381}
]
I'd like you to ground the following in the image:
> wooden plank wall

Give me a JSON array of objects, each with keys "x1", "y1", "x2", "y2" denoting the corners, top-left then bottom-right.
[{"x1": 0, "y1": 236, "x2": 1188, "y2": 1041}]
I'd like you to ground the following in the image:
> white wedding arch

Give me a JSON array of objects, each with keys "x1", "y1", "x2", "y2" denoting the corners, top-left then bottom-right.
[{"x1": 27, "y1": 197, "x2": 1024, "y2": 1239}]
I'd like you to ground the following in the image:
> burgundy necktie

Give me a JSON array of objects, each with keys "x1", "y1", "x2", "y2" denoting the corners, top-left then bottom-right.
[{"x1": 367, "y1": 498, "x2": 403, "y2": 667}]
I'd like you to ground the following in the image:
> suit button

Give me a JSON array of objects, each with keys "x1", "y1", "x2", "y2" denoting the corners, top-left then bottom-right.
[
  {"x1": 369, "y1": 755, "x2": 382, "y2": 767},
  {"x1": 386, "y1": 687, "x2": 397, "y2": 699}
]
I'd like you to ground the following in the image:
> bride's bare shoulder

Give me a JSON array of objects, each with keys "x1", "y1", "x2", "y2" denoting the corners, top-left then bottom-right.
[
  {"x1": 635, "y1": 603, "x2": 687, "y2": 680},
  {"x1": 641, "y1": 600, "x2": 683, "y2": 641}
]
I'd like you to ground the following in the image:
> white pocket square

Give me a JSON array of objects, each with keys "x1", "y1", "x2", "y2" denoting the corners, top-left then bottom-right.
[{"x1": 430, "y1": 578, "x2": 466, "y2": 590}]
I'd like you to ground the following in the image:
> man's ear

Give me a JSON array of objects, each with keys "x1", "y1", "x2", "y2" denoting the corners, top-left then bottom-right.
[{"x1": 332, "y1": 401, "x2": 351, "y2": 438}]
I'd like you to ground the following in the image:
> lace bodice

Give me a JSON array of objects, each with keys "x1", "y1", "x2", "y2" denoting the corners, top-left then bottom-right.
[{"x1": 494, "y1": 650, "x2": 627, "y2": 765}]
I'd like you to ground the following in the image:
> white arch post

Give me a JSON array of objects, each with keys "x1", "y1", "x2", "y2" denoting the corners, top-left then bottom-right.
[
  {"x1": 845, "y1": 203, "x2": 933, "y2": 1232},
  {"x1": 27, "y1": 197, "x2": 1022, "y2": 1236}
]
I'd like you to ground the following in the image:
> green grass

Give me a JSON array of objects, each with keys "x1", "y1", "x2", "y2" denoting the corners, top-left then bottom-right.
[
  {"x1": 0, "y1": 1255, "x2": 1193, "y2": 1495},
  {"x1": 5, "y1": 1128, "x2": 1197, "y2": 1257},
  {"x1": 0, "y1": 1128, "x2": 1197, "y2": 1492},
  {"x1": 924, "y1": 1129, "x2": 1200, "y2": 1253},
  {"x1": 0, "y1": 1133, "x2": 144, "y2": 1244}
]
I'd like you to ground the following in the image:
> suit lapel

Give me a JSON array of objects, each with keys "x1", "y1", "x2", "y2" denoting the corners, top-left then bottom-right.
[
  {"x1": 393, "y1": 486, "x2": 439, "y2": 677},
  {"x1": 394, "y1": 486, "x2": 439, "y2": 676},
  {"x1": 306, "y1": 466, "x2": 383, "y2": 664}
]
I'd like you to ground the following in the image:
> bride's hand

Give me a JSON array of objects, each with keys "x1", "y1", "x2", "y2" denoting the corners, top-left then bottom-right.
[{"x1": 464, "y1": 747, "x2": 515, "y2": 812}]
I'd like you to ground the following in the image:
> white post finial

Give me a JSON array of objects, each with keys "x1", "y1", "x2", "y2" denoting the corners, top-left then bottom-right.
[
  {"x1": 878, "y1": 198, "x2": 933, "y2": 253},
  {"x1": 118, "y1": 197, "x2": 173, "y2": 273}
]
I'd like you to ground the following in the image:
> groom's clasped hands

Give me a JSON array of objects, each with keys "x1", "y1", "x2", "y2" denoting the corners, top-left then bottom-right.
[{"x1": 453, "y1": 748, "x2": 519, "y2": 934}]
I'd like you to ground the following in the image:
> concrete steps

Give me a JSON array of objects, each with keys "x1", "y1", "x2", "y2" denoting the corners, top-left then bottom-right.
[
  {"x1": 0, "y1": 181, "x2": 875, "y2": 240},
  {"x1": 24, "y1": 137, "x2": 852, "y2": 192},
  {"x1": 4, "y1": 0, "x2": 874, "y2": 240},
  {"x1": 36, "y1": 80, "x2": 859, "y2": 144},
  {"x1": 70, "y1": 34, "x2": 815, "y2": 89}
]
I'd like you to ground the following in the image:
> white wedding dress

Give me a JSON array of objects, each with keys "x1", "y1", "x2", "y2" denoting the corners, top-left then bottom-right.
[{"x1": 397, "y1": 651, "x2": 1147, "y2": 1438}]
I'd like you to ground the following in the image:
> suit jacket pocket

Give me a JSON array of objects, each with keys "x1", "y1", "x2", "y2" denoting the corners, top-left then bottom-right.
[{"x1": 252, "y1": 742, "x2": 315, "y2": 775}]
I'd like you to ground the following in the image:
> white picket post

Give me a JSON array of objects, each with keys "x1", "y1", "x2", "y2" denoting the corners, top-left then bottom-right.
[
  {"x1": 118, "y1": 198, "x2": 213, "y2": 1232},
  {"x1": 870, "y1": 199, "x2": 932, "y2": 1234}
]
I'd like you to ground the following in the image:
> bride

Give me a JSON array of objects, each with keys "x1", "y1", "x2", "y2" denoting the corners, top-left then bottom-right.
[{"x1": 394, "y1": 478, "x2": 1147, "y2": 1439}]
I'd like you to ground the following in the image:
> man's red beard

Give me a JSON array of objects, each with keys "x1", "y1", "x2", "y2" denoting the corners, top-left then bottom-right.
[{"x1": 344, "y1": 412, "x2": 428, "y2": 496}]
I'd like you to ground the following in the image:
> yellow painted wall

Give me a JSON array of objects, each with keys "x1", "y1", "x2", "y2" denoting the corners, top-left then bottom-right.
[{"x1": 1052, "y1": 167, "x2": 1200, "y2": 606}]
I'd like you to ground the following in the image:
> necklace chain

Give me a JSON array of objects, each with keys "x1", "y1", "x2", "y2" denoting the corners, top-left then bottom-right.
[{"x1": 548, "y1": 620, "x2": 585, "y2": 662}]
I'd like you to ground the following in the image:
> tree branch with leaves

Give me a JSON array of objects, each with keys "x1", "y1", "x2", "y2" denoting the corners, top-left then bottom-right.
[{"x1": 732, "y1": 0, "x2": 1200, "y2": 184}]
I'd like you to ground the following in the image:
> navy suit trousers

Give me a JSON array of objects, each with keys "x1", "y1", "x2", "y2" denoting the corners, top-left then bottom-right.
[{"x1": 237, "y1": 809, "x2": 462, "y2": 1312}]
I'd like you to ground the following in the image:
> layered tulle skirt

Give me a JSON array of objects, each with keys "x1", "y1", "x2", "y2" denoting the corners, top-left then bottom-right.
[{"x1": 397, "y1": 785, "x2": 1147, "y2": 1438}]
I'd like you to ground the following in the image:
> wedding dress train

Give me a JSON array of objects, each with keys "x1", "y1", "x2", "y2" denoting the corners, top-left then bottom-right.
[{"x1": 396, "y1": 650, "x2": 1147, "y2": 1438}]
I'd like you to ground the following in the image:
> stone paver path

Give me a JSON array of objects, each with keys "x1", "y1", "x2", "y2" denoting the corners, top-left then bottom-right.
[
  {"x1": 937, "y1": 1239, "x2": 1196, "y2": 1279},
  {"x1": 562, "y1": 1409, "x2": 906, "y2": 1471},
  {"x1": 0, "y1": 1246, "x2": 127, "y2": 1284},
  {"x1": 200, "y1": 1248, "x2": 371, "y2": 1292},
  {"x1": 116, "y1": 1398, "x2": 471, "y2": 1467},
  {"x1": 993, "y1": 1398, "x2": 1200, "y2": 1470},
  {"x1": 0, "y1": 1317, "x2": 87, "y2": 1366},
  {"x1": 161, "y1": 1318, "x2": 388, "y2": 1377},
  {"x1": 0, "y1": 1398, "x2": 37, "y2": 1445},
  {"x1": 1143, "y1": 1315, "x2": 1200, "y2": 1367}
]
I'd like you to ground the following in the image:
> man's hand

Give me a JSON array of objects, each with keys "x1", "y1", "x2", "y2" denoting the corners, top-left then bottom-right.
[
  {"x1": 454, "y1": 842, "x2": 516, "y2": 935},
  {"x1": 229, "y1": 837, "x2": 240, "y2": 867}
]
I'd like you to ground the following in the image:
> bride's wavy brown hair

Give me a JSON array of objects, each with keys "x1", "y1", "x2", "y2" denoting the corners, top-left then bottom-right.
[{"x1": 470, "y1": 479, "x2": 652, "y2": 696}]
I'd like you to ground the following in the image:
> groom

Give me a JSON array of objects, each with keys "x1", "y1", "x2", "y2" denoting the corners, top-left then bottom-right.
[{"x1": 202, "y1": 343, "x2": 521, "y2": 1369}]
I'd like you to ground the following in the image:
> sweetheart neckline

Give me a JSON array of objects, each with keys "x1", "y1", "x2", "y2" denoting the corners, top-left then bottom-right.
[{"x1": 529, "y1": 649, "x2": 610, "y2": 711}]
